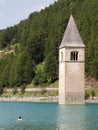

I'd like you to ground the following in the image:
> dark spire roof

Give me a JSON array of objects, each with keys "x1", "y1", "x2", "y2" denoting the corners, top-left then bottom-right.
[{"x1": 59, "y1": 14, "x2": 85, "y2": 48}]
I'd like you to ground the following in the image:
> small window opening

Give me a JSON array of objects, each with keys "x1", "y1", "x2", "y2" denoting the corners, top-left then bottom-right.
[{"x1": 70, "y1": 51, "x2": 78, "y2": 61}]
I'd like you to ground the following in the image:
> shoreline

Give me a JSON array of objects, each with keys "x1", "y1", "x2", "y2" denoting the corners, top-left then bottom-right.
[
  {"x1": 85, "y1": 99, "x2": 98, "y2": 104},
  {"x1": 0, "y1": 96, "x2": 58, "y2": 102},
  {"x1": 0, "y1": 96, "x2": 98, "y2": 104}
]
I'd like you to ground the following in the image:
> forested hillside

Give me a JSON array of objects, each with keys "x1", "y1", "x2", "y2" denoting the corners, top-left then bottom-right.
[{"x1": 0, "y1": 0, "x2": 98, "y2": 90}]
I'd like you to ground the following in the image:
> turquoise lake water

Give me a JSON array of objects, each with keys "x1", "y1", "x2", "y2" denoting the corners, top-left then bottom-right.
[{"x1": 0, "y1": 102, "x2": 98, "y2": 130}]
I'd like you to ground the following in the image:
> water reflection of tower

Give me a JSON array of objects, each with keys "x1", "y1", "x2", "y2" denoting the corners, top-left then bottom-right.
[{"x1": 56, "y1": 105, "x2": 86, "y2": 130}]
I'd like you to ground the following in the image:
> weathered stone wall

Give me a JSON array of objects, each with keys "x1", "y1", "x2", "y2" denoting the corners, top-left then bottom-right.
[
  {"x1": 59, "y1": 48, "x2": 66, "y2": 104},
  {"x1": 65, "y1": 92, "x2": 85, "y2": 104},
  {"x1": 59, "y1": 47, "x2": 85, "y2": 104}
]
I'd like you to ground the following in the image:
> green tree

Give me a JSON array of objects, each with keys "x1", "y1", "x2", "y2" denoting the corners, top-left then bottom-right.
[
  {"x1": 91, "y1": 90, "x2": 96, "y2": 99},
  {"x1": 44, "y1": 52, "x2": 58, "y2": 83}
]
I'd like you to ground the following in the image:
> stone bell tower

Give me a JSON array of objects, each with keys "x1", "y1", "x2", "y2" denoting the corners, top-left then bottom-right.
[{"x1": 59, "y1": 14, "x2": 85, "y2": 104}]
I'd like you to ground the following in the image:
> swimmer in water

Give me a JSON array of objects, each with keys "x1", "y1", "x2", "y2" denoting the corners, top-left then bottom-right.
[{"x1": 17, "y1": 116, "x2": 22, "y2": 120}]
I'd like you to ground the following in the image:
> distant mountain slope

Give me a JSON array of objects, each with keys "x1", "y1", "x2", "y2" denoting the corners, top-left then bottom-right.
[{"x1": 0, "y1": 0, "x2": 98, "y2": 89}]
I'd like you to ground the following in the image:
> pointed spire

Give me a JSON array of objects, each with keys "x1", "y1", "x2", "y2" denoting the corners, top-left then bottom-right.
[{"x1": 59, "y1": 14, "x2": 85, "y2": 48}]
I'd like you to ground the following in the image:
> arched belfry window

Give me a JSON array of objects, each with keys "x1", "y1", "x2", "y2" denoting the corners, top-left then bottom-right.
[
  {"x1": 70, "y1": 51, "x2": 78, "y2": 61},
  {"x1": 61, "y1": 52, "x2": 63, "y2": 61}
]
